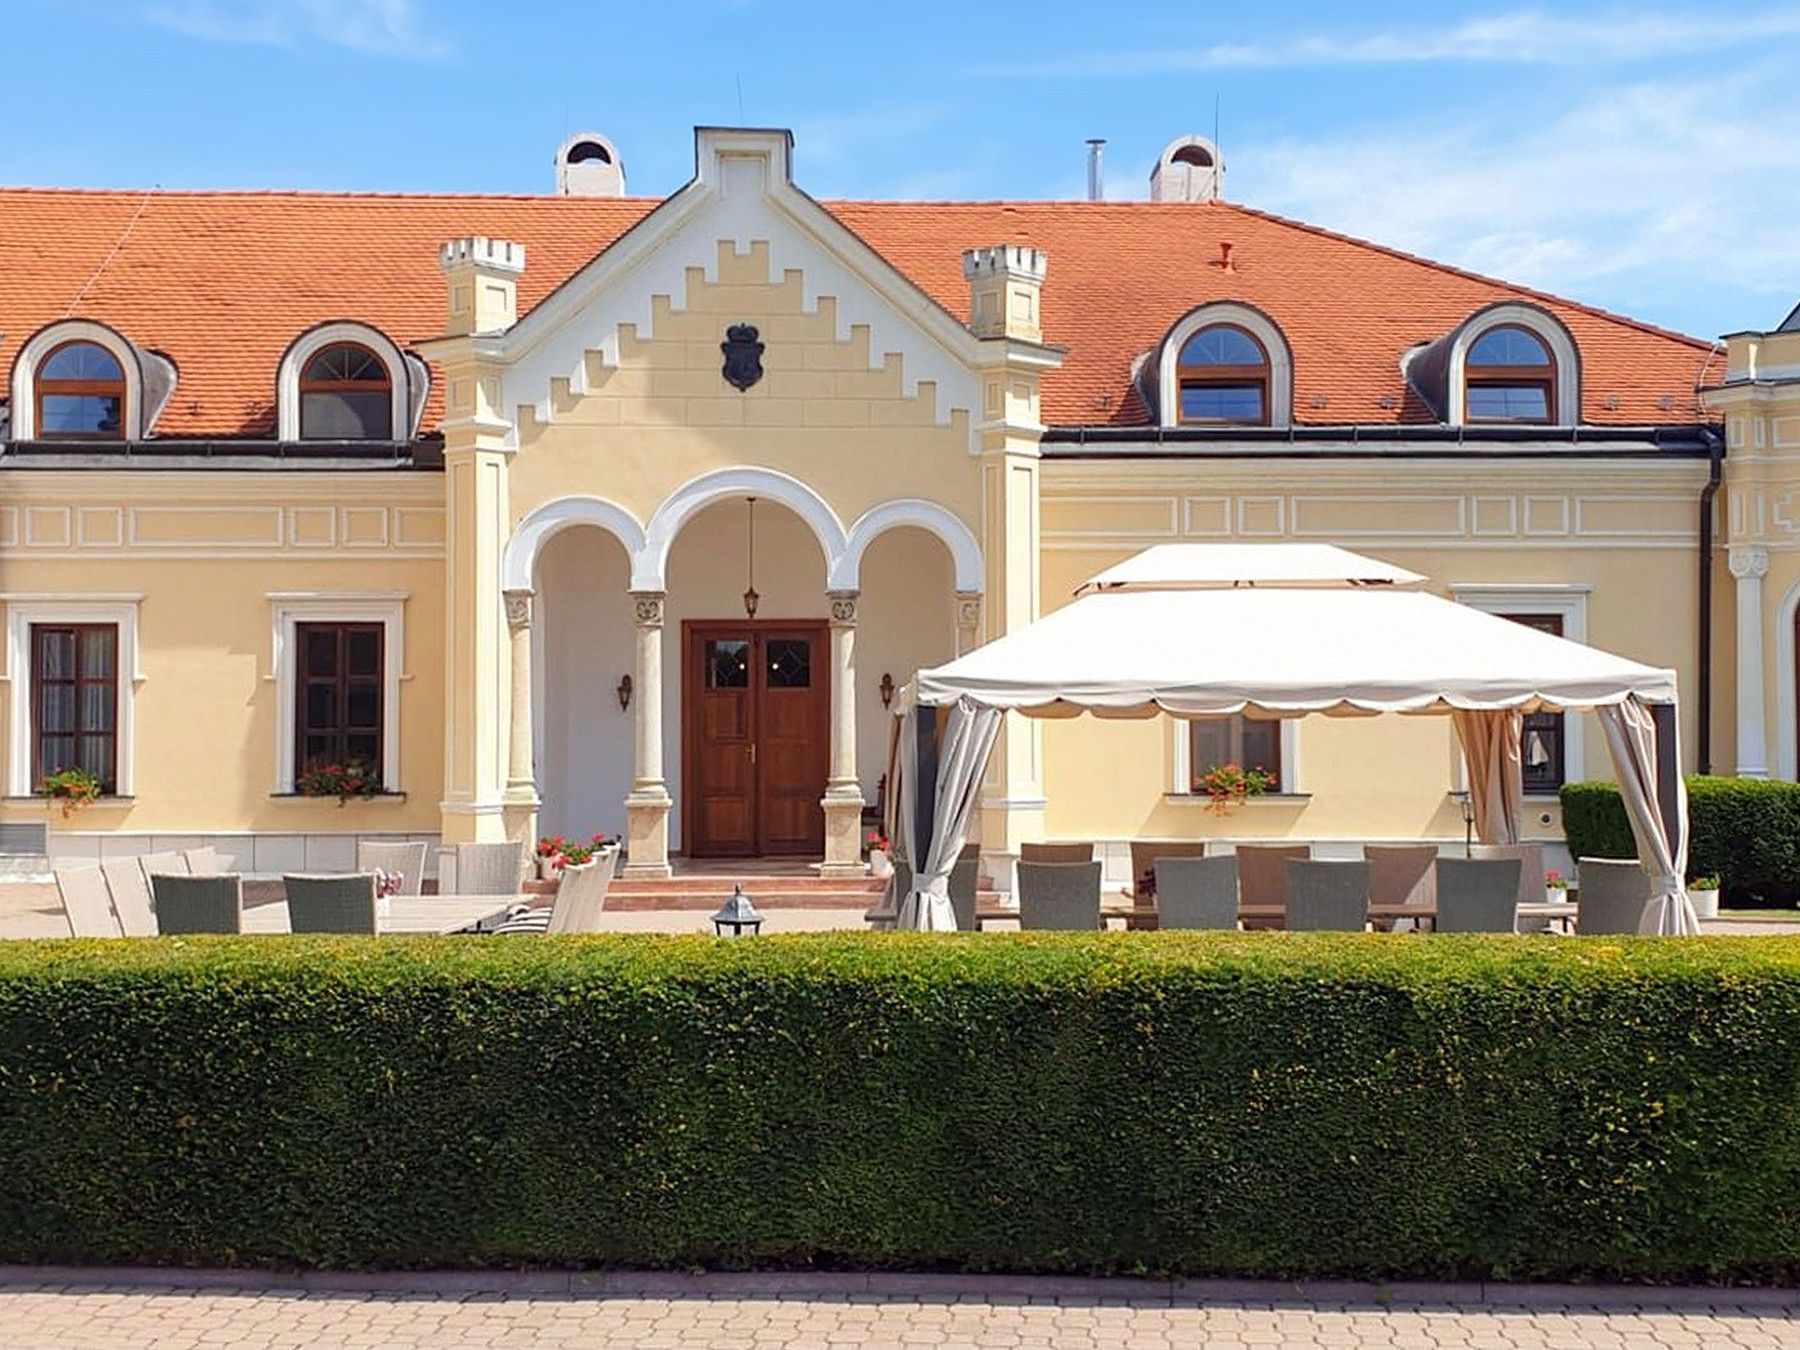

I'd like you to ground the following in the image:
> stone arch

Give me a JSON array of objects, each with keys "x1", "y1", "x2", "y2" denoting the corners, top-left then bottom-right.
[
  {"x1": 833, "y1": 498, "x2": 983, "y2": 593},
  {"x1": 636, "y1": 466, "x2": 847, "y2": 592},
  {"x1": 503, "y1": 494, "x2": 647, "y2": 593}
]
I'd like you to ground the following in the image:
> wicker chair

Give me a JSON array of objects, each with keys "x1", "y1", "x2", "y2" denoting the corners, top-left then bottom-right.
[
  {"x1": 1153, "y1": 856, "x2": 1238, "y2": 930},
  {"x1": 182, "y1": 847, "x2": 223, "y2": 876},
  {"x1": 1016, "y1": 861, "x2": 1102, "y2": 931},
  {"x1": 493, "y1": 847, "x2": 619, "y2": 934},
  {"x1": 55, "y1": 866, "x2": 121, "y2": 938},
  {"x1": 948, "y1": 852, "x2": 981, "y2": 932},
  {"x1": 284, "y1": 873, "x2": 379, "y2": 934},
  {"x1": 1434, "y1": 857, "x2": 1521, "y2": 933},
  {"x1": 1128, "y1": 840, "x2": 1208, "y2": 898},
  {"x1": 1576, "y1": 858, "x2": 1651, "y2": 935},
  {"x1": 356, "y1": 840, "x2": 429, "y2": 897},
  {"x1": 1285, "y1": 859, "x2": 1369, "y2": 932},
  {"x1": 150, "y1": 873, "x2": 243, "y2": 934},
  {"x1": 1366, "y1": 844, "x2": 1438, "y2": 909},
  {"x1": 100, "y1": 858, "x2": 159, "y2": 938},
  {"x1": 451, "y1": 840, "x2": 527, "y2": 896},
  {"x1": 1020, "y1": 842, "x2": 1094, "y2": 864},
  {"x1": 1235, "y1": 843, "x2": 1310, "y2": 927}
]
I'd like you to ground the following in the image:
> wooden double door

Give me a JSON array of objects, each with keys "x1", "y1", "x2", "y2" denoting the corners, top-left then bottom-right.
[{"x1": 683, "y1": 621, "x2": 829, "y2": 857}]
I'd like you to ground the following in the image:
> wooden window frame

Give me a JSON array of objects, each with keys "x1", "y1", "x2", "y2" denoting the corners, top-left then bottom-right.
[
  {"x1": 35, "y1": 340, "x2": 126, "y2": 441},
  {"x1": 1176, "y1": 322, "x2": 1271, "y2": 426},
  {"x1": 29, "y1": 622, "x2": 119, "y2": 794},
  {"x1": 1187, "y1": 716, "x2": 1285, "y2": 793},
  {"x1": 293, "y1": 621, "x2": 386, "y2": 779},
  {"x1": 1463, "y1": 323, "x2": 1555, "y2": 426},
  {"x1": 298, "y1": 342, "x2": 393, "y2": 440}
]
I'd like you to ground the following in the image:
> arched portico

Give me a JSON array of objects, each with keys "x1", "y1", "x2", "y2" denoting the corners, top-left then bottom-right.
[{"x1": 635, "y1": 467, "x2": 848, "y2": 593}]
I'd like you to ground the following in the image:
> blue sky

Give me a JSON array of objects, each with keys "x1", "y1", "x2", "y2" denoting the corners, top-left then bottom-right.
[{"x1": 8, "y1": 1, "x2": 1800, "y2": 339}]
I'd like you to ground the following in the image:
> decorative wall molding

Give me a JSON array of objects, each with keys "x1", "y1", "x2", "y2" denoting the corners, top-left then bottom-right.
[{"x1": 0, "y1": 496, "x2": 443, "y2": 559}]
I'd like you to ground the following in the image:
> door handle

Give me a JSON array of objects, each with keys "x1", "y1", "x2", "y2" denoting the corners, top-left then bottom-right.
[{"x1": 748, "y1": 742, "x2": 757, "y2": 764}]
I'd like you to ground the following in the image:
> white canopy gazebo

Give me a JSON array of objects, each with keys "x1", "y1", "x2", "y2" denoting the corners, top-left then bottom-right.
[{"x1": 893, "y1": 544, "x2": 1696, "y2": 935}]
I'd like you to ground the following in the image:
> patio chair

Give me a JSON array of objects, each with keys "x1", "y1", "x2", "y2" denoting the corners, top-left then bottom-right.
[
  {"x1": 1366, "y1": 844, "x2": 1438, "y2": 908},
  {"x1": 284, "y1": 873, "x2": 378, "y2": 934},
  {"x1": 100, "y1": 857, "x2": 159, "y2": 938},
  {"x1": 1153, "y1": 856, "x2": 1238, "y2": 930},
  {"x1": 1285, "y1": 859, "x2": 1370, "y2": 932},
  {"x1": 1016, "y1": 861, "x2": 1102, "y2": 931},
  {"x1": 182, "y1": 846, "x2": 223, "y2": 876},
  {"x1": 948, "y1": 852, "x2": 980, "y2": 932},
  {"x1": 865, "y1": 858, "x2": 909, "y2": 930},
  {"x1": 1128, "y1": 840, "x2": 1208, "y2": 898},
  {"x1": 1020, "y1": 842, "x2": 1094, "y2": 864},
  {"x1": 356, "y1": 840, "x2": 428, "y2": 897},
  {"x1": 55, "y1": 866, "x2": 121, "y2": 938},
  {"x1": 1471, "y1": 841, "x2": 1549, "y2": 931},
  {"x1": 150, "y1": 873, "x2": 243, "y2": 934},
  {"x1": 451, "y1": 840, "x2": 527, "y2": 896},
  {"x1": 140, "y1": 850, "x2": 190, "y2": 881},
  {"x1": 492, "y1": 847, "x2": 619, "y2": 934},
  {"x1": 1234, "y1": 843, "x2": 1310, "y2": 928},
  {"x1": 1434, "y1": 857, "x2": 1522, "y2": 933},
  {"x1": 1575, "y1": 858, "x2": 1652, "y2": 935}
]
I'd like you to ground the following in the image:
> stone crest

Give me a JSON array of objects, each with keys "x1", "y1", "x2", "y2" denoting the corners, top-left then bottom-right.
[{"x1": 720, "y1": 323, "x2": 765, "y2": 392}]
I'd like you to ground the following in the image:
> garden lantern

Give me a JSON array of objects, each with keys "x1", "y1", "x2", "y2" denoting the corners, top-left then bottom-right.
[{"x1": 711, "y1": 884, "x2": 764, "y2": 936}]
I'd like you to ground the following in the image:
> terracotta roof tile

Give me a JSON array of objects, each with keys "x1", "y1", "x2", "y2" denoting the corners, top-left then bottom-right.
[{"x1": 0, "y1": 186, "x2": 1722, "y2": 436}]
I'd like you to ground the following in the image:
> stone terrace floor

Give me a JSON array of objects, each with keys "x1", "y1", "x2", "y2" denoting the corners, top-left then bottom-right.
[{"x1": 0, "y1": 1270, "x2": 1794, "y2": 1349}]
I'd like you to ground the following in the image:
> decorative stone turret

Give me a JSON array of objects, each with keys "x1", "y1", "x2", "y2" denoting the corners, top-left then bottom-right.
[
  {"x1": 960, "y1": 244, "x2": 1047, "y2": 343},
  {"x1": 438, "y1": 236, "x2": 526, "y2": 337}
]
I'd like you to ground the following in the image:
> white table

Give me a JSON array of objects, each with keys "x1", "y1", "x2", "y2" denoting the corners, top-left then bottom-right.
[{"x1": 242, "y1": 895, "x2": 521, "y2": 935}]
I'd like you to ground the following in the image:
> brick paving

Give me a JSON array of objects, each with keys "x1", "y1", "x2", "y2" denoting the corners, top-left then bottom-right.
[{"x1": 0, "y1": 1270, "x2": 1793, "y2": 1348}]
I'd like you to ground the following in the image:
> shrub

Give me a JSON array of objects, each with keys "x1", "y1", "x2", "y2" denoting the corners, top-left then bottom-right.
[
  {"x1": 3, "y1": 934, "x2": 1800, "y2": 1281},
  {"x1": 1563, "y1": 775, "x2": 1800, "y2": 905}
]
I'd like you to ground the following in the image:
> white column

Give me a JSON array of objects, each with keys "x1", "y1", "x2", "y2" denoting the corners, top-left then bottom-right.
[
  {"x1": 623, "y1": 592, "x2": 672, "y2": 877},
  {"x1": 820, "y1": 591, "x2": 866, "y2": 876},
  {"x1": 1731, "y1": 543, "x2": 1770, "y2": 779},
  {"x1": 502, "y1": 589, "x2": 537, "y2": 803}
]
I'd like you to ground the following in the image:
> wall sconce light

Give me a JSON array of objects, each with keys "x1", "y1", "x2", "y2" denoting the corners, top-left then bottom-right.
[
  {"x1": 878, "y1": 672, "x2": 895, "y2": 709},
  {"x1": 616, "y1": 674, "x2": 633, "y2": 712}
]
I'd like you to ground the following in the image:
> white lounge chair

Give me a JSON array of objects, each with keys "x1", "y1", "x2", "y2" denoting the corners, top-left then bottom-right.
[
  {"x1": 493, "y1": 847, "x2": 617, "y2": 934},
  {"x1": 356, "y1": 840, "x2": 428, "y2": 896},
  {"x1": 55, "y1": 866, "x2": 121, "y2": 938},
  {"x1": 100, "y1": 857, "x2": 159, "y2": 937}
]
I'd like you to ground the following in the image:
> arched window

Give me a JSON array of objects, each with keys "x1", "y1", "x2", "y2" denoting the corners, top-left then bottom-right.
[
  {"x1": 1464, "y1": 324, "x2": 1554, "y2": 424},
  {"x1": 299, "y1": 343, "x2": 393, "y2": 440},
  {"x1": 35, "y1": 341, "x2": 125, "y2": 439},
  {"x1": 1176, "y1": 324, "x2": 1270, "y2": 424}
]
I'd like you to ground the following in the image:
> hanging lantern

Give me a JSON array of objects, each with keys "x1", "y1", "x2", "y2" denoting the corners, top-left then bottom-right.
[{"x1": 742, "y1": 496, "x2": 760, "y2": 619}]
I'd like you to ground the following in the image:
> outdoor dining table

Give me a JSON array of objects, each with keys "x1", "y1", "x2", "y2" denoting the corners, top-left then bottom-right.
[{"x1": 241, "y1": 895, "x2": 523, "y2": 935}]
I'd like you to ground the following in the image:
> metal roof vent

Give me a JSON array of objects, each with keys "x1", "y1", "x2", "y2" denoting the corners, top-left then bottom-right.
[
  {"x1": 555, "y1": 132, "x2": 625, "y2": 196},
  {"x1": 1150, "y1": 135, "x2": 1222, "y2": 202}
]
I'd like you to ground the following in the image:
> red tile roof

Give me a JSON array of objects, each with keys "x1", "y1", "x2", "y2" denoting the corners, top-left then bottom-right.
[{"x1": 0, "y1": 187, "x2": 1721, "y2": 436}]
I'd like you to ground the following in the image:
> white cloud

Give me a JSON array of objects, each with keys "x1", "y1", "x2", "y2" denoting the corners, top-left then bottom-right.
[
  {"x1": 982, "y1": 7, "x2": 1800, "y2": 77},
  {"x1": 140, "y1": 0, "x2": 446, "y2": 59},
  {"x1": 1227, "y1": 69, "x2": 1800, "y2": 334}
]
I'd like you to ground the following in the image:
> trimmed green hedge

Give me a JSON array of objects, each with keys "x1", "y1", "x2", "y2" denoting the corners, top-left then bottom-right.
[
  {"x1": 4, "y1": 934, "x2": 1800, "y2": 1280},
  {"x1": 1563, "y1": 775, "x2": 1800, "y2": 904}
]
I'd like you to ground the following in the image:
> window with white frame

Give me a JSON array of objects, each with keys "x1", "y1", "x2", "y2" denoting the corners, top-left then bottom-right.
[
  {"x1": 1156, "y1": 302, "x2": 1294, "y2": 428},
  {"x1": 275, "y1": 322, "x2": 413, "y2": 443},
  {"x1": 1448, "y1": 304, "x2": 1580, "y2": 427},
  {"x1": 1172, "y1": 713, "x2": 1299, "y2": 795},
  {"x1": 269, "y1": 594, "x2": 405, "y2": 793},
  {"x1": 5, "y1": 597, "x2": 141, "y2": 797},
  {"x1": 1450, "y1": 584, "x2": 1589, "y2": 793}
]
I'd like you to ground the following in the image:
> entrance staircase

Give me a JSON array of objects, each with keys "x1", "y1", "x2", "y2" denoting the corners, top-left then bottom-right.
[{"x1": 606, "y1": 872, "x2": 885, "y2": 911}]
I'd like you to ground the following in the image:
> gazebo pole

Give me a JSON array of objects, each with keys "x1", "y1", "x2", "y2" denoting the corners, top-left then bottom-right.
[
  {"x1": 912, "y1": 705, "x2": 940, "y2": 867},
  {"x1": 1652, "y1": 701, "x2": 1681, "y2": 851}
]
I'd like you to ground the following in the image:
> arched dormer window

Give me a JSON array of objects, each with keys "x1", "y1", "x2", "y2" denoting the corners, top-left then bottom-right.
[
  {"x1": 1445, "y1": 303, "x2": 1580, "y2": 427},
  {"x1": 7, "y1": 319, "x2": 170, "y2": 442},
  {"x1": 37, "y1": 341, "x2": 125, "y2": 438},
  {"x1": 1153, "y1": 302, "x2": 1293, "y2": 428},
  {"x1": 276, "y1": 321, "x2": 422, "y2": 442}
]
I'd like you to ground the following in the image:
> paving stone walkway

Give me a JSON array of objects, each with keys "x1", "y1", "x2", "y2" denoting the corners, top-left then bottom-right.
[{"x1": 0, "y1": 1270, "x2": 1794, "y2": 1348}]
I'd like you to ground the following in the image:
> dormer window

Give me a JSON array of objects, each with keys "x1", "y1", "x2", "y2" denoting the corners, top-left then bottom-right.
[
  {"x1": 300, "y1": 342, "x2": 392, "y2": 439},
  {"x1": 36, "y1": 341, "x2": 125, "y2": 438},
  {"x1": 1177, "y1": 324, "x2": 1269, "y2": 424},
  {"x1": 1464, "y1": 324, "x2": 1554, "y2": 424}
]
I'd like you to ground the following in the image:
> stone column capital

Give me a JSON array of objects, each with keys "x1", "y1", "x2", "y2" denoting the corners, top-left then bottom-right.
[
  {"x1": 502, "y1": 589, "x2": 533, "y2": 629},
  {"x1": 827, "y1": 590, "x2": 859, "y2": 627},
  {"x1": 631, "y1": 592, "x2": 666, "y2": 628},
  {"x1": 1729, "y1": 543, "x2": 1770, "y2": 581},
  {"x1": 955, "y1": 591, "x2": 983, "y2": 629}
]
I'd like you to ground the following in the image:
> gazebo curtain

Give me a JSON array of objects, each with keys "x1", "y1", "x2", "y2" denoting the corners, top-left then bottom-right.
[
  {"x1": 1597, "y1": 697, "x2": 1697, "y2": 935},
  {"x1": 894, "y1": 699, "x2": 1000, "y2": 931},
  {"x1": 1449, "y1": 709, "x2": 1524, "y2": 845}
]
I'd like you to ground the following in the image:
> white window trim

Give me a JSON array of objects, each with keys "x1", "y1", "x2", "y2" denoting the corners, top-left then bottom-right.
[
  {"x1": 268, "y1": 593, "x2": 407, "y2": 793},
  {"x1": 2, "y1": 595, "x2": 144, "y2": 797},
  {"x1": 1157, "y1": 302, "x2": 1294, "y2": 428},
  {"x1": 1450, "y1": 583, "x2": 1589, "y2": 790},
  {"x1": 1448, "y1": 303, "x2": 1580, "y2": 428},
  {"x1": 1170, "y1": 715, "x2": 1301, "y2": 795},
  {"x1": 8, "y1": 319, "x2": 143, "y2": 442},
  {"x1": 276, "y1": 321, "x2": 412, "y2": 442}
]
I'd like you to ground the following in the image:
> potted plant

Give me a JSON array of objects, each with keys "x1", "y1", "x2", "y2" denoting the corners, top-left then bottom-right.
[
  {"x1": 535, "y1": 832, "x2": 617, "y2": 878},
  {"x1": 1198, "y1": 762, "x2": 1276, "y2": 815},
  {"x1": 865, "y1": 828, "x2": 892, "y2": 878},
  {"x1": 1688, "y1": 874, "x2": 1721, "y2": 920},
  {"x1": 295, "y1": 761, "x2": 383, "y2": 806},
  {"x1": 1544, "y1": 868, "x2": 1570, "y2": 905},
  {"x1": 39, "y1": 766, "x2": 102, "y2": 818}
]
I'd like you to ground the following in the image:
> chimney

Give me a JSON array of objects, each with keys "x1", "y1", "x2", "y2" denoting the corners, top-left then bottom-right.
[
  {"x1": 555, "y1": 132, "x2": 625, "y2": 196},
  {"x1": 438, "y1": 236, "x2": 525, "y2": 336},
  {"x1": 961, "y1": 244, "x2": 1048, "y2": 343},
  {"x1": 1150, "y1": 135, "x2": 1223, "y2": 202},
  {"x1": 1085, "y1": 138, "x2": 1106, "y2": 201}
]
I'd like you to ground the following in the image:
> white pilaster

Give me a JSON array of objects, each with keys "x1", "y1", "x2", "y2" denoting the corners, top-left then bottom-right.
[
  {"x1": 1731, "y1": 543, "x2": 1771, "y2": 779},
  {"x1": 624, "y1": 592, "x2": 672, "y2": 877},
  {"x1": 502, "y1": 589, "x2": 538, "y2": 807},
  {"x1": 955, "y1": 592, "x2": 982, "y2": 657},
  {"x1": 820, "y1": 591, "x2": 866, "y2": 877}
]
